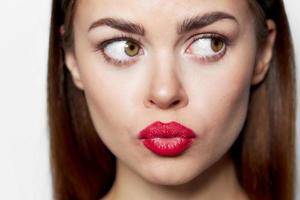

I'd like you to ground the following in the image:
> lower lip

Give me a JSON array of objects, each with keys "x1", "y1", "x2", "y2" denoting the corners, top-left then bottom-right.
[{"x1": 141, "y1": 137, "x2": 194, "y2": 157}]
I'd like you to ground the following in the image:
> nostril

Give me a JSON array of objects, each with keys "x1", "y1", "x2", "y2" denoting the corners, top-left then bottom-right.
[
  {"x1": 148, "y1": 99, "x2": 180, "y2": 108},
  {"x1": 171, "y1": 100, "x2": 180, "y2": 106}
]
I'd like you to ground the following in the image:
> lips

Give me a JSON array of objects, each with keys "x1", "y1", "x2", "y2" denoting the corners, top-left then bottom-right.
[{"x1": 138, "y1": 121, "x2": 196, "y2": 157}]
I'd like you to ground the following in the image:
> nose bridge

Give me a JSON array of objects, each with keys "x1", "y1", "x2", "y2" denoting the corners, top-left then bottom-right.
[
  {"x1": 153, "y1": 55, "x2": 180, "y2": 93},
  {"x1": 144, "y1": 51, "x2": 188, "y2": 110}
]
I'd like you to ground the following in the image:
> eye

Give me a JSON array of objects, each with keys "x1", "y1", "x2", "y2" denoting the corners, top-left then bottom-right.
[
  {"x1": 101, "y1": 39, "x2": 142, "y2": 66},
  {"x1": 185, "y1": 34, "x2": 227, "y2": 62}
]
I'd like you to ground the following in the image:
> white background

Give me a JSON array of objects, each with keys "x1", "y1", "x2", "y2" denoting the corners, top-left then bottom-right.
[{"x1": 0, "y1": 1, "x2": 298, "y2": 199}]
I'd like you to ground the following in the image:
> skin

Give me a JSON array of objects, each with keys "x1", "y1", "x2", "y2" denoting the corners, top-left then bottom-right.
[{"x1": 64, "y1": 0, "x2": 276, "y2": 199}]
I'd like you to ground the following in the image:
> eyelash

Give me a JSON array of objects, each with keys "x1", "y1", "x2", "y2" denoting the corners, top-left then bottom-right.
[
  {"x1": 185, "y1": 33, "x2": 231, "y2": 63},
  {"x1": 94, "y1": 32, "x2": 231, "y2": 66},
  {"x1": 95, "y1": 33, "x2": 143, "y2": 66}
]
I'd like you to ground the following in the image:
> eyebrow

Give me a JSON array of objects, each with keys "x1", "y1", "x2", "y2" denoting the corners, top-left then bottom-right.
[
  {"x1": 88, "y1": 11, "x2": 238, "y2": 36},
  {"x1": 88, "y1": 18, "x2": 145, "y2": 35},
  {"x1": 177, "y1": 12, "x2": 238, "y2": 35}
]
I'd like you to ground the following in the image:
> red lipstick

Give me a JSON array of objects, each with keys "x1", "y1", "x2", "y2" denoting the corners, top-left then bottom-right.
[{"x1": 138, "y1": 121, "x2": 196, "y2": 157}]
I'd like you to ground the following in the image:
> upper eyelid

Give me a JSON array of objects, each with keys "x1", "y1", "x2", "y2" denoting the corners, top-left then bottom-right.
[
  {"x1": 186, "y1": 33, "x2": 229, "y2": 45},
  {"x1": 96, "y1": 31, "x2": 229, "y2": 48},
  {"x1": 96, "y1": 35, "x2": 143, "y2": 51},
  {"x1": 181, "y1": 33, "x2": 228, "y2": 53}
]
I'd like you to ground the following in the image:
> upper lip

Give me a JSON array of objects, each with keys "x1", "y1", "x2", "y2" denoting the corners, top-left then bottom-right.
[{"x1": 138, "y1": 121, "x2": 196, "y2": 139}]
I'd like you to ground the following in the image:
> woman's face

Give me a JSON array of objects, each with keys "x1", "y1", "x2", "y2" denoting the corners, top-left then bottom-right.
[{"x1": 66, "y1": 0, "x2": 273, "y2": 185}]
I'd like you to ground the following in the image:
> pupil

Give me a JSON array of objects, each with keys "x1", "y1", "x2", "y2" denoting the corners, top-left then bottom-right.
[
  {"x1": 212, "y1": 39, "x2": 223, "y2": 52},
  {"x1": 129, "y1": 45, "x2": 135, "y2": 50}
]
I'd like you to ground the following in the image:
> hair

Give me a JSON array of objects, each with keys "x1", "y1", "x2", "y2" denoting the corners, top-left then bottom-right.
[{"x1": 47, "y1": 0, "x2": 296, "y2": 199}]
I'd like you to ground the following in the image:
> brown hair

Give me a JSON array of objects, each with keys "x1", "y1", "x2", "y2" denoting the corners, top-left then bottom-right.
[{"x1": 47, "y1": 0, "x2": 296, "y2": 199}]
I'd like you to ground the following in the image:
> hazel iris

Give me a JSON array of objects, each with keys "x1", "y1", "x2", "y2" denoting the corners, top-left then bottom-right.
[
  {"x1": 125, "y1": 42, "x2": 139, "y2": 57},
  {"x1": 211, "y1": 38, "x2": 224, "y2": 52}
]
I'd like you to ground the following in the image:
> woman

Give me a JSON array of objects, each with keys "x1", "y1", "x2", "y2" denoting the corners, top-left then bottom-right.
[{"x1": 47, "y1": 0, "x2": 296, "y2": 199}]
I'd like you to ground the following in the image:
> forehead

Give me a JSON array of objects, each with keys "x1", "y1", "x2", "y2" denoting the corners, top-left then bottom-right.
[{"x1": 74, "y1": 0, "x2": 251, "y2": 25}]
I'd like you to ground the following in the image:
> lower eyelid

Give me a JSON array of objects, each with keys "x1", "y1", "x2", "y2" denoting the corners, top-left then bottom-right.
[
  {"x1": 189, "y1": 48, "x2": 227, "y2": 63},
  {"x1": 100, "y1": 49, "x2": 142, "y2": 67},
  {"x1": 184, "y1": 44, "x2": 227, "y2": 61},
  {"x1": 102, "y1": 54, "x2": 138, "y2": 66}
]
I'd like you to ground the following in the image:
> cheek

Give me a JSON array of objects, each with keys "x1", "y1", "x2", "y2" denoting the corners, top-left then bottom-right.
[
  {"x1": 80, "y1": 70, "x2": 134, "y2": 145},
  {"x1": 186, "y1": 40, "x2": 256, "y2": 157},
  {"x1": 79, "y1": 73, "x2": 137, "y2": 157},
  {"x1": 202, "y1": 68, "x2": 251, "y2": 139},
  {"x1": 73, "y1": 38, "x2": 145, "y2": 156}
]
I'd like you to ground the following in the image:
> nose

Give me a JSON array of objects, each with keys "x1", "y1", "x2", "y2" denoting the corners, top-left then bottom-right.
[{"x1": 144, "y1": 59, "x2": 188, "y2": 110}]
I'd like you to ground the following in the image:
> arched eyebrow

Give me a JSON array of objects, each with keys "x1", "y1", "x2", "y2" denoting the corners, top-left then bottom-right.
[
  {"x1": 88, "y1": 11, "x2": 238, "y2": 36},
  {"x1": 177, "y1": 12, "x2": 238, "y2": 34},
  {"x1": 88, "y1": 18, "x2": 145, "y2": 35}
]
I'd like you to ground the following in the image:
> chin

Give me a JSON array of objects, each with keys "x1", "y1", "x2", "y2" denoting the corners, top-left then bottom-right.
[{"x1": 139, "y1": 159, "x2": 204, "y2": 186}]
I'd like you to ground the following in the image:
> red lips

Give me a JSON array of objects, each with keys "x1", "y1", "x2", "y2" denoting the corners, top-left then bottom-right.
[{"x1": 138, "y1": 121, "x2": 196, "y2": 157}]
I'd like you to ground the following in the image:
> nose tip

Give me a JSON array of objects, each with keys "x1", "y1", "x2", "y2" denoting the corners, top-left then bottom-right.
[
  {"x1": 146, "y1": 92, "x2": 185, "y2": 110},
  {"x1": 144, "y1": 75, "x2": 188, "y2": 110}
]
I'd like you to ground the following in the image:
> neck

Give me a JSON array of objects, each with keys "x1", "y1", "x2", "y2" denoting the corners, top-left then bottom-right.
[{"x1": 102, "y1": 154, "x2": 249, "y2": 200}]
